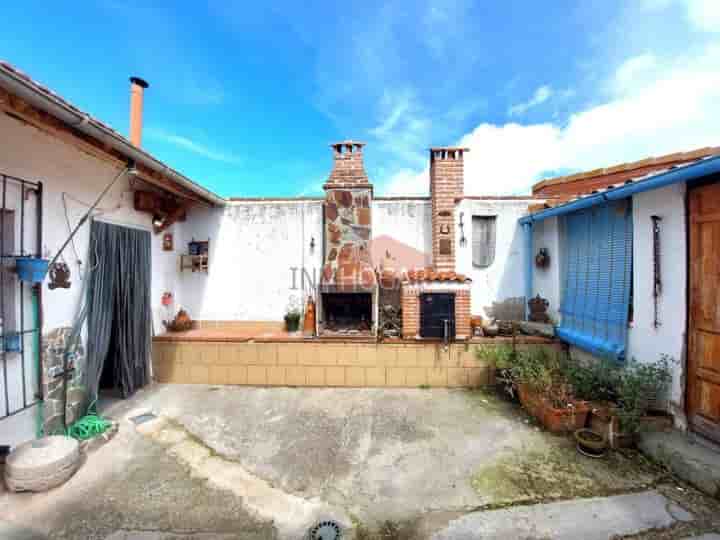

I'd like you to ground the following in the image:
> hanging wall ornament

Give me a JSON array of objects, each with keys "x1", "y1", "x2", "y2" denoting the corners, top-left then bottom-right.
[{"x1": 48, "y1": 262, "x2": 71, "y2": 290}]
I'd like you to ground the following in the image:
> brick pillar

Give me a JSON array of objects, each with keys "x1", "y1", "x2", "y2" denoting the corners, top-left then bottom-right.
[
  {"x1": 430, "y1": 147, "x2": 467, "y2": 273},
  {"x1": 455, "y1": 289, "x2": 471, "y2": 339},
  {"x1": 401, "y1": 286, "x2": 419, "y2": 339}
]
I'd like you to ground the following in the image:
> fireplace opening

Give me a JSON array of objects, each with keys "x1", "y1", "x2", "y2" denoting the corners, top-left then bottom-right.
[{"x1": 322, "y1": 293, "x2": 372, "y2": 334}]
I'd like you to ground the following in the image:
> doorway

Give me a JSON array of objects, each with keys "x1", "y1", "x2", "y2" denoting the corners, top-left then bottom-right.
[
  {"x1": 420, "y1": 293, "x2": 456, "y2": 339},
  {"x1": 688, "y1": 181, "x2": 720, "y2": 443},
  {"x1": 86, "y1": 220, "x2": 152, "y2": 403}
]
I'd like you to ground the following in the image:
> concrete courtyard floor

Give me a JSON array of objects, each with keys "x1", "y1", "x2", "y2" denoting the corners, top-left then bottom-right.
[{"x1": 1, "y1": 384, "x2": 719, "y2": 539}]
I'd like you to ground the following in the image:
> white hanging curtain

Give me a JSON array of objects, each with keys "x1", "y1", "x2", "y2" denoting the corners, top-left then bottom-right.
[{"x1": 472, "y1": 216, "x2": 497, "y2": 268}]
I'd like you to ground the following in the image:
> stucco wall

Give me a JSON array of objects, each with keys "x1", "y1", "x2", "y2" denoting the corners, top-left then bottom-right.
[
  {"x1": 0, "y1": 111, "x2": 176, "y2": 445},
  {"x1": 532, "y1": 217, "x2": 562, "y2": 323},
  {"x1": 371, "y1": 199, "x2": 432, "y2": 267},
  {"x1": 456, "y1": 199, "x2": 535, "y2": 319},
  {"x1": 178, "y1": 201, "x2": 324, "y2": 322},
  {"x1": 628, "y1": 183, "x2": 687, "y2": 420}
]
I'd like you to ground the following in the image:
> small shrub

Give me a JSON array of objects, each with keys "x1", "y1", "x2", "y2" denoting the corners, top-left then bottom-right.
[
  {"x1": 561, "y1": 354, "x2": 620, "y2": 403},
  {"x1": 615, "y1": 355, "x2": 674, "y2": 434},
  {"x1": 475, "y1": 344, "x2": 515, "y2": 368},
  {"x1": 475, "y1": 344, "x2": 517, "y2": 397}
]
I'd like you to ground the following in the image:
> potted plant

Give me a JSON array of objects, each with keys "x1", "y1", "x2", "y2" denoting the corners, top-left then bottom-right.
[
  {"x1": 284, "y1": 307, "x2": 302, "y2": 332},
  {"x1": 561, "y1": 354, "x2": 620, "y2": 439},
  {"x1": 562, "y1": 354, "x2": 674, "y2": 448},
  {"x1": 512, "y1": 347, "x2": 590, "y2": 433},
  {"x1": 475, "y1": 344, "x2": 517, "y2": 400},
  {"x1": 611, "y1": 356, "x2": 673, "y2": 447}
]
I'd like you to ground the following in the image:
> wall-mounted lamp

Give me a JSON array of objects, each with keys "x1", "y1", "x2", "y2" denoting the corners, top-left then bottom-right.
[
  {"x1": 310, "y1": 236, "x2": 316, "y2": 252},
  {"x1": 459, "y1": 212, "x2": 467, "y2": 246}
]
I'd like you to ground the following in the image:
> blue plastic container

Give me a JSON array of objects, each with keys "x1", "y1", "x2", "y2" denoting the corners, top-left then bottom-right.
[
  {"x1": 3, "y1": 334, "x2": 21, "y2": 353},
  {"x1": 15, "y1": 257, "x2": 49, "y2": 283}
]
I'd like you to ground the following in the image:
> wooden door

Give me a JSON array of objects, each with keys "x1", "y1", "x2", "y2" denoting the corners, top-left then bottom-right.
[{"x1": 688, "y1": 181, "x2": 720, "y2": 443}]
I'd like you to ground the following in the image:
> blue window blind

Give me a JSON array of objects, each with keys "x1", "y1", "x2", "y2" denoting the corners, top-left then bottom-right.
[{"x1": 557, "y1": 199, "x2": 633, "y2": 360}]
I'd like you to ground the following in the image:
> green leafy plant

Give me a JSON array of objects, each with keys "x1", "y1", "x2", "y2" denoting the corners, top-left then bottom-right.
[
  {"x1": 561, "y1": 354, "x2": 620, "y2": 403},
  {"x1": 512, "y1": 347, "x2": 590, "y2": 409},
  {"x1": 615, "y1": 355, "x2": 674, "y2": 435},
  {"x1": 284, "y1": 307, "x2": 302, "y2": 331},
  {"x1": 475, "y1": 344, "x2": 517, "y2": 397}
]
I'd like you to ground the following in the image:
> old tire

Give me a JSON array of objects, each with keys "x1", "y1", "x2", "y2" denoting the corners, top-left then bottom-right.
[{"x1": 5, "y1": 436, "x2": 81, "y2": 492}]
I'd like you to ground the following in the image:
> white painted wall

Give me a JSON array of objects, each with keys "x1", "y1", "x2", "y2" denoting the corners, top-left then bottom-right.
[
  {"x1": 530, "y1": 185, "x2": 688, "y2": 425},
  {"x1": 532, "y1": 217, "x2": 562, "y2": 323},
  {"x1": 456, "y1": 199, "x2": 536, "y2": 319},
  {"x1": 372, "y1": 199, "x2": 432, "y2": 264},
  {"x1": 0, "y1": 111, "x2": 175, "y2": 445},
  {"x1": 628, "y1": 184, "x2": 687, "y2": 421},
  {"x1": 178, "y1": 201, "x2": 324, "y2": 321}
]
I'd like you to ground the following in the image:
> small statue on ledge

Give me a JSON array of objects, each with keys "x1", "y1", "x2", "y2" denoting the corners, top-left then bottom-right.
[
  {"x1": 528, "y1": 294, "x2": 550, "y2": 323},
  {"x1": 163, "y1": 308, "x2": 193, "y2": 332}
]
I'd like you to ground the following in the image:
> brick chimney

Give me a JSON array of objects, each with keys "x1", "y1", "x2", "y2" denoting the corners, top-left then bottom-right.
[
  {"x1": 129, "y1": 76, "x2": 149, "y2": 147},
  {"x1": 430, "y1": 147, "x2": 468, "y2": 272},
  {"x1": 324, "y1": 141, "x2": 371, "y2": 189}
]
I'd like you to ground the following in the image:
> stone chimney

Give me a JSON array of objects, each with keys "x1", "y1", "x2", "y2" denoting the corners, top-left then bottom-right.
[
  {"x1": 430, "y1": 147, "x2": 468, "y2": 273},
  {"x1": 321, "y1": 141, "x2": 375, "y2": 292},
  {"x1": 324, "y1": 141, "x2": 371, "y2": 189},
  {"x1": 129, "y1": 76, "x2": 149, "y2": 147}
]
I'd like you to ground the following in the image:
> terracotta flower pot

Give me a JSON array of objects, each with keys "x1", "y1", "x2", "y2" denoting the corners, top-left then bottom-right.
[
  {"x1": 540, "y1": 399, "x2": 590, "y2": 433},
  {"x1": 517, "y1": 384, "x2": 590, "y2": 433}
]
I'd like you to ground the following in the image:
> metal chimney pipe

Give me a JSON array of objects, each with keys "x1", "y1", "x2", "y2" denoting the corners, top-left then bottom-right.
[{"x1": 129, "y1": 76, "x2": 149, "y2": 147}]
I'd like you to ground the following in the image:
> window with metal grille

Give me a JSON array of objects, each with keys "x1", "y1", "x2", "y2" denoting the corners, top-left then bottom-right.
[
  {"x1": 557, "y1": 199, "x2": 633, "y2": 360},
  {"x1": 472, "y1": 216, "x2": 496, "y2": 268}
]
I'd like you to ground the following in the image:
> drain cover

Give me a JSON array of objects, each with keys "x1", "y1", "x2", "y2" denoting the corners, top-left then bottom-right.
[
  {"x1": 129, "y1": 412, "x2": 157, "y2": 425},
  {"x1": 308, "y1": 520, "x2": 342, "y2": 540}
]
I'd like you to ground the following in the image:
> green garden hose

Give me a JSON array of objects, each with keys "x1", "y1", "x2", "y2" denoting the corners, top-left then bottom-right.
[{"x1": 65, "y1": 399, "x2": 112, "y2": 441}]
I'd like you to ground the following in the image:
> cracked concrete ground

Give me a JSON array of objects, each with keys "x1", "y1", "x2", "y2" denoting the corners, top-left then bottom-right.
[{"x1": 1, "y1": 384, "x2": 718, "y2": 539}]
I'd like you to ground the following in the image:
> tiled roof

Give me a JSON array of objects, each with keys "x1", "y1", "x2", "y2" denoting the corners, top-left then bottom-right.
[
  {"x1": 532, "y1": 146, "x2": 720, "y2": 197},
  {"x1": 528, "y1": 155, "x2": 718, "y2": 214},
  {"x1": 404, "y1": 267, "x2": 471, "y2": 284}
]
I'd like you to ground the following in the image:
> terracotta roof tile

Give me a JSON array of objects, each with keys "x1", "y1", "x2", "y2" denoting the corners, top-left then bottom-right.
[
  {"x1": 402, "y1": 267, "x2": 471, "y2": 284},
  {"x1": 532, "y1": 146, "x2": 720, "y2": 197}
]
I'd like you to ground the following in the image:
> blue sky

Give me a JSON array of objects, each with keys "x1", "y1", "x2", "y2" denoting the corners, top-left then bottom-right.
[{"x1": 2, "y1": 1, "x2": 718, "y2": 197}]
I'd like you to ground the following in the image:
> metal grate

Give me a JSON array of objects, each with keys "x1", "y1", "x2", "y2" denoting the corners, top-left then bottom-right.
[
  {"x1": 308, "y1": 520, "x2": 342, "y2": 540},
  {"x1": 0, "y1": 173, "x2": 43, "y2": 421}
]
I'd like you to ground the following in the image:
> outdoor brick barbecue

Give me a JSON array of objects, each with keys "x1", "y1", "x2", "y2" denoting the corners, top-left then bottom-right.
[{"x1": 319, "y1": 141, "x2": 378, "y2": 336}]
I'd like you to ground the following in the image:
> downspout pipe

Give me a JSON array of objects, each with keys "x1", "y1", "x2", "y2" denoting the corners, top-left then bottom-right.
[
  {"x1": 0, "y1": 67, "x2": 225, "y2": 207},
  {"x1": 523, "y1": 222, "x2": 533, "y2": 321},
  {"x1": 519, "y1": 155, "x2": 720, "y2": 225}
]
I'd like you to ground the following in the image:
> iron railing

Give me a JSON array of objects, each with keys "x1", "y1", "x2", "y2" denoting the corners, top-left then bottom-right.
[{"x1": 0, "y1": 172, "x2": 43, "y2": 420}]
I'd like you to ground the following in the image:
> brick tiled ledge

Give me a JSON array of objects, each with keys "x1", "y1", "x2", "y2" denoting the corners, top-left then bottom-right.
[{"x1": 151, "y1": 341, "x2": 559, "y2": 388}]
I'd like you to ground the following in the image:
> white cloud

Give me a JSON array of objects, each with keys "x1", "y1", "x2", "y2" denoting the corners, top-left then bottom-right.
[
  {"x1": 508, "y1": 85, "x2": 554, "y2": 116},
  {"x1": 685, "y1": 0, "x2": 720, "y2": 32},
  {"x1": 640, "y1": 0, "x2": 720, "y2": 32},
  {"x1": 368, "y1": 89, "x2": 429, "y2": 168},
  {"x1": 147, "y1": 128, "x2": 241, "y2": 164},
  {"x1": 385, "y1": 42, "x2": 720, "y2": 196}
]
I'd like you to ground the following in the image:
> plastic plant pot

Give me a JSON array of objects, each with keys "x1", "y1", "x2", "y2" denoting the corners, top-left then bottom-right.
[
  {"x1": 575, "y1": 428, "x2": 608, "y2": 458},
  {"x1": 15, "y1": 257, "x2": 49, "y2": 283}
]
